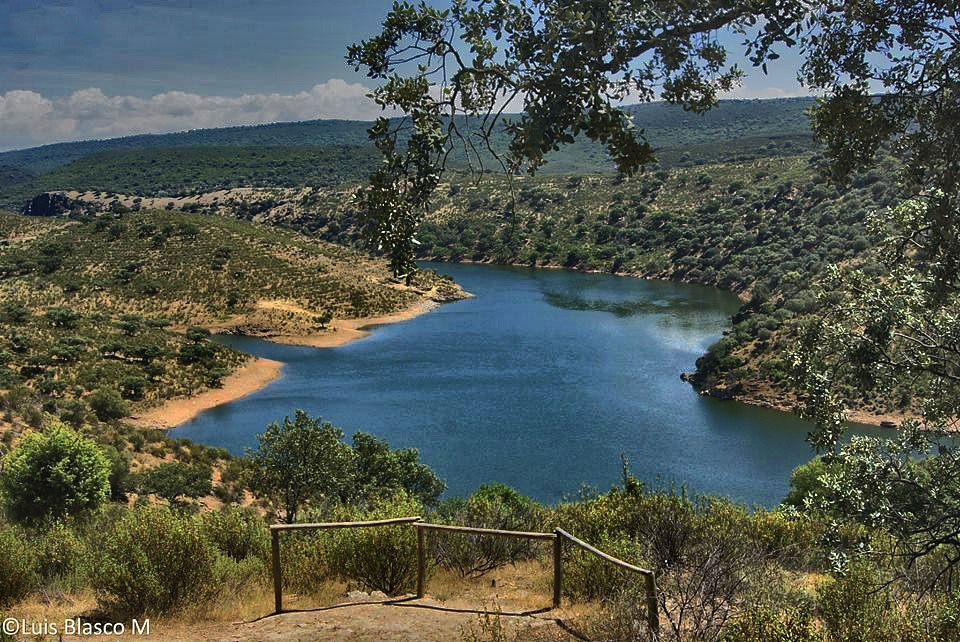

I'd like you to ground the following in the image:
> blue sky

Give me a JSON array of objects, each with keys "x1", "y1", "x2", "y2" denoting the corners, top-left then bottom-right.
[{"x1": 0, "y1": 0, "x2": 810, "y2": 150}]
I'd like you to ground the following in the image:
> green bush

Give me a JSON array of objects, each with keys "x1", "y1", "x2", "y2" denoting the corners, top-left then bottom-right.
[
  {"x1": 211, "y1": 554, "x2": 268, "y2": 601},
  {"x1": 562, "y1": 532, "x2": 644, "y2": 600},
  {"x1": 899, "y1": 591, "x2": 960, "y2": 642},
  {"x1": 783, "y1": 457, "x2": 832, "y2": 509},
  {"x1": 280, "y1": 530, "x2": 330, "y2": 593},
  {"x1": 94, "y1": 506, "x2": 217, "y2": 615},
  {"x1": 721, "y1": 604, "x2": 823, "y2": 642},
  {"x1": 817, "y1": 563, "x2": 900, "y2": 642},
  {"x1": 324, "y1": 493, "x2": 422, "y2": 595},
  {"x1": 136, "y1": 462, "x2": 212, "y2": 507},
  {"x1": 746, "y1": 508, "x2": 822, "y2": 569},
  {"x1": 87, "y1": 387, "x2": 130, "y2": 421},
  {"x1": 201, "y1": 507, "x2": 269, "y2": 562},
  {"x1": 1, "y1": 421, "x2": 111, "y2": 522},
  {"x1": 33, "y1": 521, "x2": 89, "y2": 590},
  {"x1": 0, "y1": 524, "x2": 36, "y2": 606},
  {"x1": 433, "y1": 484, "x2": 545, "y2": 577}
]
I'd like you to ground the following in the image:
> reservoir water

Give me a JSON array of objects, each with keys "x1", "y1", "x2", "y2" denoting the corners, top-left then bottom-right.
[{"x1": 172, "y1": 262, "x2": 877, "y2": 506}]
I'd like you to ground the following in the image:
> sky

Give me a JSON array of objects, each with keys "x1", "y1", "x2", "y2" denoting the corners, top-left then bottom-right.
[{"x1": 0, "y1": 0, "x2": 811, "y2": 151}]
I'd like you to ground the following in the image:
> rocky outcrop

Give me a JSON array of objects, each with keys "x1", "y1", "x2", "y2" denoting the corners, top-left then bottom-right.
[{"x1": 21, "y1": 192, "x2": 76, "y2": 217}]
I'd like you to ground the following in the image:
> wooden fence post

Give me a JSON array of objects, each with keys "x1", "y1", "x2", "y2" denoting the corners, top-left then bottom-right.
[
  {"x1": 552, "y1": 530, "x2": 563, "y2": 608},
  {"x1": 416, "y1": 524, "x2": 426, "y2": 598},
  {"x1": 644, "y1": 571, "x2": 659, "y2": 638},
  {"x1": 271, "y1": 529, "x2": 282, "y2": 614}
]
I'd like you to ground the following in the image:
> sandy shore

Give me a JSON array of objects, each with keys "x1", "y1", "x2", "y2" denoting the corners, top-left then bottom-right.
[
  {"x1": 268, "y1": 299, "x2": 441, "y2": 348},
  {"x1": 129, "y1": 357, "x2": 283, "y2": 429},
  {"x1": 129, "y1": 299, "x2": 446, "y2": 429}
]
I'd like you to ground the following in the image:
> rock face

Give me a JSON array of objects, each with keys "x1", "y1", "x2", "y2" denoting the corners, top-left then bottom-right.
[{"x1": 22, "y1": 192, "x2": 74, "y2": 217}]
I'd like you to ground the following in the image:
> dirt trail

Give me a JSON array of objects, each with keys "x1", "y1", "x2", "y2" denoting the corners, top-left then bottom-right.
[{"x1": 178, "y1": 596, "x2": 580, "y2": 642}]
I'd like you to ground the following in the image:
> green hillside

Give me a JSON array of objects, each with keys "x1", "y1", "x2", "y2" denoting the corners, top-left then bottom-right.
[
  {"x1": 0, "y1": 165, "x2": 34, "y2": 188},
  {"x1": 0, "y1": 99, "x2": 817, "y2": 211},
  {"x1": 0, "y1": 97, "x2": 814, "y2": 176},
  {"x1": 245, "y1": 152, "x2": 894, "y2": 419},
  {"x1": 0, "y1": 209, "x2": 462, "y2": 423},
  {"x1": 0, "y1": 145, "x2": 380, "y2": 209}
]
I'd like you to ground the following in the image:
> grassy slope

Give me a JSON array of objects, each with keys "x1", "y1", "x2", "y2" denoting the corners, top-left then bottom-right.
[
  {"x1": 25, "y1": 147, "x2": 898, "y2": 417},
  {"x1": 0, "y1": 209, "x2": 460, "y2": 415},
  {"x1": 0, "y1": 145, "x2": 381, "y2": 210}
]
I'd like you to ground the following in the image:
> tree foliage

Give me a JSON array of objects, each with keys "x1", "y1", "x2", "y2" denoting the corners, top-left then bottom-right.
[
  {"x1": 248, "y1": 410, "x2": 445, "y2": 522},
  {"x1": 785, "y1": 2, "x2": 960, "y2": 591},
  {"x1": 348, "y1": 0, "x2": 805, "y2": 278},
  {"x1": 249, "y1": 410, "x2": 356, "y2": 523},
  {"x1": 1, "y1": 421, "x2": 111, "y2": 522}
]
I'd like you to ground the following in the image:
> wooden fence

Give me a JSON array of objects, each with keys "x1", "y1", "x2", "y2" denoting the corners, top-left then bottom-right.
[{"x1": 269, "y1": 517, "x2": 659, "y2": 636}]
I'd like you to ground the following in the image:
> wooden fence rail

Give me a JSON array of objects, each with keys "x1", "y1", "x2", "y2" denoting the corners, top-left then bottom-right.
[
  {"x1": 555, "y1": 528, "x2": 659, "y2": 636},
  {"x1": 270, "y1": 516, "x2": 422, "y2": 613},
  {"x1": 413, "y1": 522, "x2": 559, "y2": 605},
  {"x1": 269, "y1": 517, "x2": 659, "y2": 638}
]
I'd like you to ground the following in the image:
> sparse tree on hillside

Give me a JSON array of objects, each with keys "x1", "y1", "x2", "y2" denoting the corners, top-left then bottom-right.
[
  {"x1": 249, "y1": 410, "x2": 356, "y2": 523},
  {"x1": 137, "y1": 462, "x2": 213, "y2": 508}
]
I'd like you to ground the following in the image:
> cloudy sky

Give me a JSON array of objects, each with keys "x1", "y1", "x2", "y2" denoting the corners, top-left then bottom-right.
[{"x1": 0, "y1": 0, "x2": 810, "y2": 151}]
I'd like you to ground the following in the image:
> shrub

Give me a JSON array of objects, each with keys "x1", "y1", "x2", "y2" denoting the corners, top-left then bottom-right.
[
  {"x1": 721, "y1": 604, "x2": 823, "y2": 642},
  {"x1": 211, "y1": 554, "x2": 268, "y2": 602},
  {"x1": 0, "y1": 524, "x2": 36, "y2": 606},
  {"x1": 280, "y1": 530, "x2": 331, "y2": 593},
  {"x1": 562, "y1": 531, "x2": 644, "y2": 601},
  {"x1": 201, "y1": 507, "x2": 269, "y2": 562},
  {"x1": 817, "y1": 563, "x2": 899, "y2": 642},
  {"x1": 87, "y1": 387, "x2": 130, "y2": 421},
  {"x1": 747, "y1": 508, "x2": 822, "y2": 569},
  {"x1": 433, "y1": 484, "x2": 545, "y2": 577},
  {"x1": 1, "y1": 421, "x2": 111, "y2": 522},
  {"x1": 94, "y1": 506, "x2": 217, "y2": 615},
  {"x1": 324, "y1": 493, "x2": 422, "y2": 595},
  {"x1": 783, "y1": 456, "x2": 832, "y2": 509},
  {"x1": 32, "y1": 521, "x2": 89, "y2": 590},
  {"x1": 137, "y1": 462, "x2": 212, "y2": 507}
]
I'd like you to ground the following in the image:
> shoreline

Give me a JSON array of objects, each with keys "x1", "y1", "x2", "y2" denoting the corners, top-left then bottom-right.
[
  {"x1": 710, "y1": 387, "x2": 911, "y2": 430},
  {"x1": 267, "y1": 298, "x2": 442, "y2": 348},
  {"x1": 129, "y1": 357, "x2": 283, "y2": 430},
  {"x1": 128, "y1": 298, "x2": 449, "y2": 430},
  {"x1": 431, "y1": 258, "x2": 923, "y2": 429}
]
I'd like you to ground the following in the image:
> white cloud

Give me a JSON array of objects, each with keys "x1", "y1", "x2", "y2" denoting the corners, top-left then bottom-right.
[
  {"x1": 0, "y1": 80, "x2": 387, "y2": 151},
  {"x1": 721, "y1": 85, "x2": 815, "y2": 100}
]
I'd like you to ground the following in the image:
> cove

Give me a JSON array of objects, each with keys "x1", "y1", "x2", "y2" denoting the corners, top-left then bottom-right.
[{"x1": 172, "y1": 262, "x2": 882, "y2": 507}]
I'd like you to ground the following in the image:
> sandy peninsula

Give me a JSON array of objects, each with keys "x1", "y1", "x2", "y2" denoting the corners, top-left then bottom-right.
[
  {"x1": 128, "y1": 298, "x2": 448, "y2": 429},
  {"x1": 269, "y1": 299, "x2": 441, "y2": 348},
  {"x1": 129, "y1": 357, "x2": 283, "y2": 429}
]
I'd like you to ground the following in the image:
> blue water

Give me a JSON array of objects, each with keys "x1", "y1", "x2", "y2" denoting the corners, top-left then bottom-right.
[{"x1": 172, "y1": 262, "x2": 879, "y2": 506}]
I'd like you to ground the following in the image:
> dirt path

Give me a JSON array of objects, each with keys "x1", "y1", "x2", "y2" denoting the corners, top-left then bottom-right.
[{"x1": 169, "y1": 596, "x2": 581, "y2": 642}]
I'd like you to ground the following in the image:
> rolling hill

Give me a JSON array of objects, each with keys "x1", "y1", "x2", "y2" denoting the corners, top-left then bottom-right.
[
  {"x1": 0, "y1": 208, "x2": 465, "y2": 422},
  {"x1": 0, "y1": 97, "x2": 816, "y2": 211}
]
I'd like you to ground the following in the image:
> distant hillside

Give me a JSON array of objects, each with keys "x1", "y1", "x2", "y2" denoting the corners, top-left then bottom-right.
[
  {"x1": 0, "y1": 145, "x2": 380, "y2": 208},
  {"x1": 0, "y1": 98, "x2": 816, "y2": 211},
  {"x1": 0, "y1": 97, "x2": 815, "y2": 175},
  {"x1": 0, "y1": 119, "x2": 375, "y2": 175},
  {"x1": 0, "y1": 164, "x2": 34, "y2": 188}
]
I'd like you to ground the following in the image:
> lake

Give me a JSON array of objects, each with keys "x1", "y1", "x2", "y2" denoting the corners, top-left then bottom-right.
[{"x1": 172, "y1": 262, "x2": 878, "y2": 506}]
